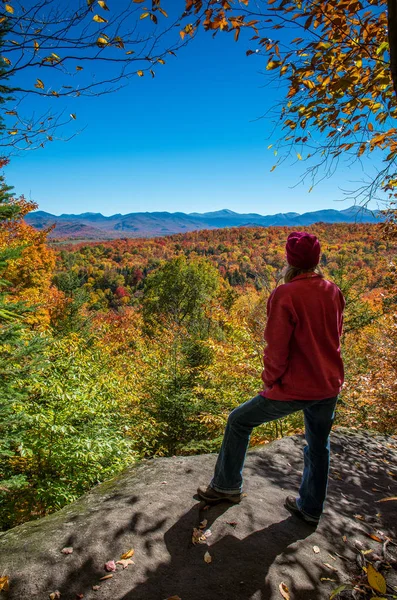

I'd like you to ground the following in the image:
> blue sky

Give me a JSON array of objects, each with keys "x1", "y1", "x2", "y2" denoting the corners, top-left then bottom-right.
[{"x1": 4, "y1": 5, "x2": 382, "y2": 216}]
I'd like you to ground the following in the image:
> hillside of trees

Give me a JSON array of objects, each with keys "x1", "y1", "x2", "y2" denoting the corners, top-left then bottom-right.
[{"x1": 1, "y1": 190, "x2": 396, "y2": 531}]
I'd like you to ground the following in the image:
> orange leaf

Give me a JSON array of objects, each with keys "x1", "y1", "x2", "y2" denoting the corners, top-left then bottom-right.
[{"x1": 0, "y1": 577, "x2": 9, "y2": 592}]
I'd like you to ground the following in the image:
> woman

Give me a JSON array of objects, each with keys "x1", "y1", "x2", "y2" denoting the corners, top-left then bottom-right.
[{"x1": 198, "y1": 231, "x2": 345, "y2": 525}]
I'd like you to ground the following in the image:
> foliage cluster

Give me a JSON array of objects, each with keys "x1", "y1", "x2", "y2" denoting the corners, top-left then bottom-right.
[{"x1": 1, "y1": 178, "x2": 396, "y2": 530}]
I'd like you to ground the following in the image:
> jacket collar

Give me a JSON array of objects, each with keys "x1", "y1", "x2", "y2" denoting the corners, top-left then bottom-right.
[{"x1": 290, "y1": 273, "x2": 322, "y2": 282}]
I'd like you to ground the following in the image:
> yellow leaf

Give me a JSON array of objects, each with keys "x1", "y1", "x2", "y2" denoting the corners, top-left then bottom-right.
[
  {"x1": 98, "y1": 0, "x2": 109, "y2": 9},
  {"x1": 279, "y1": 582, "x2": 290, "y2": 599},
  {"x1": 297, "y1": 153, "x2": 302, "y2": 160},
  {"x1": 303, "y1": 79, "x2": 315, "y2": 89},
  {"x1": 2, "y1": 57, "x2": 11, "y2": 65},
  {"x1": 377, "y1": 496, "x2": 397, "y2": 502},
  {"x1": 35, "y1": 79, "x2": 45, "y2": 89},
  {"x1": 51, "y1": 53, "x2": 61, "y2": 60},
  {"x1": 70, "y1": 113, "x2": 76, "y2": 120},
  {"x1": 120, "y1": 549, "x2": 134, "y2": 559},
  {"x1": 159, "y1": 8, "x2": 168, "y2": 17},
  {"x1": 140, "y1": 12, "x2": 149, "y2": 19},
  {"x1": 355, "y1": 59, "x2": 362, "y2": 67},
  {"x1": 51, "y1": 91, "x2": 59, "y2": 97},
  {"x1": 367, "y1": 563, "x2": 386, "y2": 595},
  {"x1": 137, "y1": 70, "x2": 144, "y2": 76},
  {"x1": 0, "y1": 577, "x2": 9, "y2": 592},
  {"x1": 267, "y1": 144, "x2": 273, "y2": 149},
  {"x1": 270, "y1": 165, "x2": 277, "y2": 172},
  {"x1": 5, "y1": 4, "x2": 14, "y2": 14},
  {"x1": 34, "y1": 40, "x2": 39, "y2": 52},
  {"x1": 93, "y1": 14, "x2": 108, "y2": 22},
  {"x1": 96, "y1": 36, "x2": 109, "y2": 47},
  {"x1": 76, "y1": 65, "x2": 83, "y2": 70},
  {"x1": 8, "y1": 130, "x2": 18, "y2": 135},
  {"x1": 204, "y1": 551, "x2": 212, "y2": 563},
  {"x1": 5, "y1": 110, "x2": 17, "y2": 115},
  {"x1": 157, "y1": 58, "x2": 165, "y2": 65},
  {"x1": 126, "y1": 50, "x2": 135, "y2": 55},
  {"x1": 180, "y1": 30, "x2": 185, "y2": 40},
  {"x1": 266, "y1": 60, "x2": 278, "y2": 70}
]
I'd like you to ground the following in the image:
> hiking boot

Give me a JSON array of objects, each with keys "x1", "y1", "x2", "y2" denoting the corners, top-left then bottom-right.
[
  {"x1": 197, "y1": 485, "x2": 243, "y2": 505},
  {"x1": 284, "y1": 496, "x2": 320, "y2": 525}
]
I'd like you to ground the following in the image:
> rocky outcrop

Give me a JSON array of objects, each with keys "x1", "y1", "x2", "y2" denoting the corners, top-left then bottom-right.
[{"x1": 1, "y1": 428, "x2": 396, "y2": 600}]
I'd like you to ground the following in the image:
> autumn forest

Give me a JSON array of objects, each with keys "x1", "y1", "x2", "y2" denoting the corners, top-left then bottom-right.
[{"x1": 1, "y1": 182, "x2": 396, "y2": 531}]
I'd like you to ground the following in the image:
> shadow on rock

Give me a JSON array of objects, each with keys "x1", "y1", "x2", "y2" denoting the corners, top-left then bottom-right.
[{"x1": 121, "y1": 504, "x2": 314, "y2": 600}]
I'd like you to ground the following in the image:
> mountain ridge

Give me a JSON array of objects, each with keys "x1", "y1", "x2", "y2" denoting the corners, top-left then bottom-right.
[{"x1": 25, "y1": 205, "x2": 382, "y2": 240}]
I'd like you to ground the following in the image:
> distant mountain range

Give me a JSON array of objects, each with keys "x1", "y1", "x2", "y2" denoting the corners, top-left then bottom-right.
[{"x1": 25, "y1": 206, "x2": 383, "y2": 240}]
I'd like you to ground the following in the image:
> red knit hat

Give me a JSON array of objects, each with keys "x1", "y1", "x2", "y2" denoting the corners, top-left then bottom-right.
[{"x1": 286, "y1": 231, "x2": 321, "y2": 269}]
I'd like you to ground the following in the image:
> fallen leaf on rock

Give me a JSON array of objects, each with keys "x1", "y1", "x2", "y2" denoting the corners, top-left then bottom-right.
[
  {"x1": 320, "y1": 577, "x2": 336, "y2": 582},
  {"x1": 330, "y1": 584, "x2": 353, "y2": 599},
  {"x1": 116, "y1": 559, "x2": 134, "y2": 569},
  {"x1": 199, "y1": 519, "x2": 208, "y2": 530},
  {"x1": 354, "y1": 514, "x2": 366, "y2": 521},
  {"x1": 99, "y1": 574, "x2": 113, "y2": 581},
  {"x1": 104, "y1": 560, "x2": 116, "y2": 572},
  {"x1": 367, "y1": 563, "x2": 386, "y2": 595},
  {"x1": 92, "y1": 586, "x2": 100, "y2": 591},
  {"x1": 61, "y1": 547, "x2": 73, "y2": 554},
  {"x1": 377, "y1": 496, "x2": 397, "y2": 502},
  {"x1": 328, "y1": 554, "x2": 337, "y2": 561},
  {"x1": 49, "y1": 592, "x2": 61, "y2": 600},
  {"x1": 313, "y1": 545, "x2": 320, "y2": 553},
  {"x1": 120, "y1": 549, "x2": 134, "y2": 560},
  {"x1": 192, "y1": 527, "x2": 207, "y2": 545},
  {"x1": 323, "y1": 562, "x2": 338, "y2": 572},
  {"x1": 368, "y1": 533, "x2": 383, "y2": 543},
  {"x1": 204, "y1": 551, "x2": 212, "y2": 564},
  {"x1": 0, "y1": 577, "x2": 9, "y2": 592},
  {"x1": 226, "y1": 521, "x2": 238, "y2": 528},
  {"x1": 279, "y1": 582, "x2": 290, "y2": 599}
]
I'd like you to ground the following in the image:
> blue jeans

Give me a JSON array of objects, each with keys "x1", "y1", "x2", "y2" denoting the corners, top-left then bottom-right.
[{"x1": 211, "y1": 394, "x2": 338, "y2": 519}]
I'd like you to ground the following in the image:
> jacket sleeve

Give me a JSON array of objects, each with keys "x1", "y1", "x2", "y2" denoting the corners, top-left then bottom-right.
[{"x1": 262, "y1": 289, "x2": 295, "y2": 388}]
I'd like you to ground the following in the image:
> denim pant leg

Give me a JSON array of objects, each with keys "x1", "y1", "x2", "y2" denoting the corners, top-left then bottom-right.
[
  {"x1": 211, "y1": 395, "x2": 303, "y2": 494},
  {"x1": 298, "y1": 396, "x2": 338, "y2": 518}
]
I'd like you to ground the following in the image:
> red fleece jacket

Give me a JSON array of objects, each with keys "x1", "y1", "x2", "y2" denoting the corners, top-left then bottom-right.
[{"x1": 260, "y1": 273, "x2": 345, "y2": 401}]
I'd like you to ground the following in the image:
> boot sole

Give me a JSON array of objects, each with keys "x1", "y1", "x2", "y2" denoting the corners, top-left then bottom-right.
[{"x1": 197, "y1": 491, "x2": 242, "y2": 505}]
